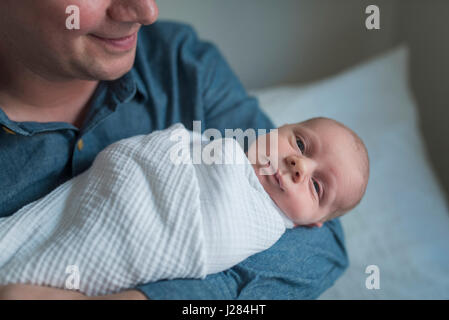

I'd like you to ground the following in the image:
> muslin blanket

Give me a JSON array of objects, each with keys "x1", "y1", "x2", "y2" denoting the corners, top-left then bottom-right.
[{"x1": 0, "y1": 123, "x2": 288, "y2": 296}]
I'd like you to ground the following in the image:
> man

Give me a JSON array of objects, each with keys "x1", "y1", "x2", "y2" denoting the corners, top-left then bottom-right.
[{"x1": 0, "y1": 0, "x2": 348, "y2": 299}]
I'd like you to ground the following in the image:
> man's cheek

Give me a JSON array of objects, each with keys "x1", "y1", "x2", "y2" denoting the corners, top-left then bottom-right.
[
  {"x1": 61, "y1": 1, "x2": 107, "y2": 35},
  {"x1": 78, "y1": 6, "x2": 105, "y2": 32}
]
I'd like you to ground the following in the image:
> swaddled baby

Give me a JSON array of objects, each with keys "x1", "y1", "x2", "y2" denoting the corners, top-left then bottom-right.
[{"x1": 0, "y1": 117, "x2": 369, "y2": 296}]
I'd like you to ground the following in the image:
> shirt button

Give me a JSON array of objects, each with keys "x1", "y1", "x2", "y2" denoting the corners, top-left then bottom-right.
[
  {"x1": 77, "y1": 139, "x2": 84, "y2": 151},
  {"x1": 2, "y1": 126, "x2": 16, "y2": 135}
]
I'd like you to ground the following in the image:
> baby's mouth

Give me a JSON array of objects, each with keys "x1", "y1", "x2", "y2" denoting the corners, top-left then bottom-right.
[{"x1": 259, "y1": 159, "x2": 284, "y2": 191}]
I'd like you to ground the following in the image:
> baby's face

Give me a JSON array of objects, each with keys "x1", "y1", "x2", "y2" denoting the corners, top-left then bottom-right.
[{"x1": 249, "y1": 118, "x2": 366, "y2": 227}]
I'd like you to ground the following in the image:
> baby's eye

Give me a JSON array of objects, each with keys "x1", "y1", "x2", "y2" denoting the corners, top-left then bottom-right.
[
  {"x1": 313, "y1": 180, "x2": 320, "y2": 195},
  {"x1": 296, "y1": 138, "x2": 305, "y2": 153}
]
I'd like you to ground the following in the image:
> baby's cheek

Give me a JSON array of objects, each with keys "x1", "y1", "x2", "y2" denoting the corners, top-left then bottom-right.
[
  {"x1": 280, "y1": 193, "x2": 303, "y2": 221},
  {"x1": 285, "y1": 193, "x2": 321, "y2": 224}
]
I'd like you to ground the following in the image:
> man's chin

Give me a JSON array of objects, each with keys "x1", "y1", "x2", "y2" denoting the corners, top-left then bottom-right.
[
  {"x1": 82, "y1": 62, "x2": 134, "y2": 81},
  {"x1": 96, "y1": 67, "x2": 132, "y2": 81},
  {"x1": 78, "y1": 49, "x2": 137, "y2": 81}
]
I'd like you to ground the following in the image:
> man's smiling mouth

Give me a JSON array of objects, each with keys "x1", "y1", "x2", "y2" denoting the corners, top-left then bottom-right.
[{"x1": 89, "y1": 32, "x2": 138, "y2": 52}]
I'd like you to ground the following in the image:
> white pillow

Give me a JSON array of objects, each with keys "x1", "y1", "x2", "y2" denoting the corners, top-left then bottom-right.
[{"x1": 251, "y1": 46, "x2": 449, "y2": 299}]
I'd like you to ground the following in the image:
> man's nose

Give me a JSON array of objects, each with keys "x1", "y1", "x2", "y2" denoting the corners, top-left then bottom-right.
[
  {"x1": 108, "y1": 0, "x2": 159, "y2": 25},
  {"x1": 285, "y1": 155, "x2": 314, "y2": 184}
]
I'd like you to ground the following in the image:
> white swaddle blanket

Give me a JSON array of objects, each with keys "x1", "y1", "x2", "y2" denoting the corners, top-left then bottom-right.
[{"x1": 0, "y1": 123, "x2": 289, "y2": 296}]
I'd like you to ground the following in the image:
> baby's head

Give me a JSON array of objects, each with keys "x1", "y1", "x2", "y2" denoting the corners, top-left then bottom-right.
[{"x1": 248, "y1": 117, "x2": 369, "y2": 227}]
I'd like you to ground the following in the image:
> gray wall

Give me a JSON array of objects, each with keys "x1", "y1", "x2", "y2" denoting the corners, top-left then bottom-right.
[
  {"x1": 399, "y1": 0, "x2": 449, "y2": 199},
  {"x1": 157, "y1": 0, "x2": 400, "y2": 88},
  {"x1": 157, "y1": 0, "x2": 449, "y2": 198}
]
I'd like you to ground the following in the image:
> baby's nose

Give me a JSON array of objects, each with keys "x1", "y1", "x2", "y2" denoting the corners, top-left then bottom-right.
[{"x1": 285, "y1": 155, "x2": 306, "y2": 183}]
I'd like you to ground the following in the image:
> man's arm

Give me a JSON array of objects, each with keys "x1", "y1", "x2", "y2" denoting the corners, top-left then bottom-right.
[
  {"x1": 137, "y1": 221, "x2": 347, "y2": 299},
  {"x1": 136, "y1": 25, "x2": 348, "y2": 299},
  {"x1": 0, "y1": 284, "x2": 146, "y2": 300}
]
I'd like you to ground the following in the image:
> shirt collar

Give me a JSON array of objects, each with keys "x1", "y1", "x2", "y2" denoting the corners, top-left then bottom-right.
[
  {"x1": 131, "y1": 67, "x2": 149, "y2": 101},
  {"x1": 0, "y1": 69, "x2": 147, "y2": 136},
  {"x1": 0, "y1": 108, "x2": 39, "y2": 136}
]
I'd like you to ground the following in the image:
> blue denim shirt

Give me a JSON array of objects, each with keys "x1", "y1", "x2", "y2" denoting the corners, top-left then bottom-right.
[{"x1": 0, "y1": 21, "x2": 347, "y2": 299}]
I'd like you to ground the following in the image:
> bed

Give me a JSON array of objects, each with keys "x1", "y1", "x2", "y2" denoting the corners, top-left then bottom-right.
[{"x1": 251, "y1": 46, "x2": 449, "y2": 299}]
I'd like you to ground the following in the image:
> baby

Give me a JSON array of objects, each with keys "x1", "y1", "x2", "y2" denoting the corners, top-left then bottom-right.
[
  {"x1": 0, "y1": 117, "x2": 369, "y2": 296},
  {"x1": 249, "y1": 117, "x2": 369, "y2": 228}
]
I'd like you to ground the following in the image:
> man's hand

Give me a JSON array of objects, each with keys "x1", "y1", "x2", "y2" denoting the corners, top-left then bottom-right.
[
  {"x1": 0, "y1": 284, "x2": 147, "y2": 300},
  {"x1": 0, "y1": 284, "x2": 86, "y2": 300},
  {"x1": 89, "y1": 289, "x2": 147, "y2": 300}
]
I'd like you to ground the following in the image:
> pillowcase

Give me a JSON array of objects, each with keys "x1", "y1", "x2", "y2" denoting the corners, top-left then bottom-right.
[{"x1": 251, "y1": 46, "x2": 449, "y2": 299}]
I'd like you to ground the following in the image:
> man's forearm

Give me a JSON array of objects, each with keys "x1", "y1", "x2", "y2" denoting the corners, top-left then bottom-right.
[
  {"x1": 0, "y1": 284, "x2": 86, "y2": 300},
  {"x1": 137, "y1": 220, "x2": 348, "y2": 300},
  {"x1": 0, "y1": 284, "x2": 146, "y2": 300},
  {"x1": 89, "y1": 290, "x2": 147, "y2": 300}
]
